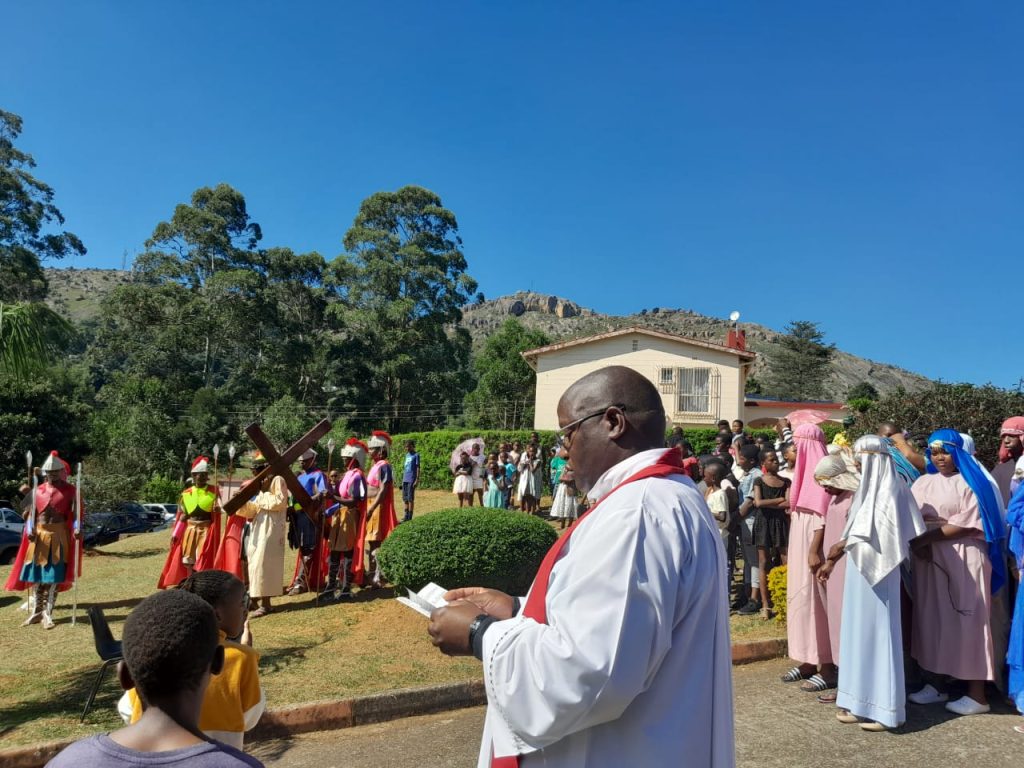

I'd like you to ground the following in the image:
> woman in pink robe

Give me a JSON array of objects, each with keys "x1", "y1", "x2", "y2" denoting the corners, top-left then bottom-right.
[
  {"x1": 908, "y1": 436, "x2": 997, "y2": 716},
  {"x1": 781, "y1": 424, "x2": 836, "y2": 692},
  {"x1": 811, "y1": 452, "x2": 860, "y2": 702}
]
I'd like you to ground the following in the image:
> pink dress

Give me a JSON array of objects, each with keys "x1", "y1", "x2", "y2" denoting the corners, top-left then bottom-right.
[
  {"x1": 910, "y1": 473, "x2": 996, "y2": 681},
  {"x1": 823, "y1": 491, "x2": 854, "y2": 665},
  {"x1": 787, "y1": 508, "x2": 832, "y2": 665}
]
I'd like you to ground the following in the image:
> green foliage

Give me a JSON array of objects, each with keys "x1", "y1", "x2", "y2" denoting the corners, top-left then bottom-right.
[
  {"x1": 846, "y1": 397, "x2": 874, "y2": 414},
  {"x1": 761, "y1": 321, "x2": 835, "y2": 401},
  {"x1": 391, "y1": 430, "x2": 556, "y2": 489},
  {"x1": 464, "y1": 319, "x2": 549, "y2": 429},
  {"x1": 852, "y1": 382, "x2": 1024, "y2": 468},
  {"x1": 377, "y1": 507, "x2": 558, "y2": 594},
  {"x1": 0, "y1": 300, "x2": 75, "y2": 377},
  {"x1": 847, "y1": 381, "x2": 879, "y2": 402},
  {"x1": 0, "y1": 369, "x2": 92, "y2": 496},
  {"x1": 328, "y1": 186, "x2": 477, "y2": 433},
  {"x1": 139, "y1": 473, "x2": 181, "y2": 503},
  {"x1": 0, "y1": 109, "x2": 86, "y2": 303},
  {"x1": 767, "y1": 564, "x2": 787, "y2": 625}
]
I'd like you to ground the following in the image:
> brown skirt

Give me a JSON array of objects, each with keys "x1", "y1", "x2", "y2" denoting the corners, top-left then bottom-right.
[
  {"x1": 182, "y1": 520, "x2": 211, "y2": 564},
  {"x1": 27, "y1": 523, "x2": 70, "y2": 567},
  {"x1": 328, "y1": 508, "x2": 358, "y2": 552}
]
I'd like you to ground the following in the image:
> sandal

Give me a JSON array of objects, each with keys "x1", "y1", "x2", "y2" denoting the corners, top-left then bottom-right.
[
  {"x1": 817, "y1": 692, "x2": 838, "y2": 704},
  {"x1": 248, "y1": 607, "x2": 271, "y2": 619},
  {"x1": 800, "y1": 674, "x2": 837, "y2": 693},
  {"x1": 760, "y1": 607, "x2": 773, "y2": 621},
  {"x1": 780, "y1": 666, "x2": 810, "y2": 683}
]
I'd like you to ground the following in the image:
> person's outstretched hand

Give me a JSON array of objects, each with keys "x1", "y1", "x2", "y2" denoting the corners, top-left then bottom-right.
[{"x1": 444, "y1": 587, "x2": 516, "y2": 619}]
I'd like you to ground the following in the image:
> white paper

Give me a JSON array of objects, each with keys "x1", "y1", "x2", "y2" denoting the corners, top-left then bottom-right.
[{"x1": 396, "y1": 581, "x2": 448, "y2": 618}]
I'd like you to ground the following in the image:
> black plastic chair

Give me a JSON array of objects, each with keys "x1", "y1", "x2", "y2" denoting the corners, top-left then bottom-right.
[{"x1": 81, "y1": 606, "x2": 123, "y2": 721}]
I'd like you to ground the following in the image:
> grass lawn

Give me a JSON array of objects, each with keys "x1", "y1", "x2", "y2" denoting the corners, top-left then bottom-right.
[{"x1": 0, "y1": 488, "x2": 782, "y2": 749}]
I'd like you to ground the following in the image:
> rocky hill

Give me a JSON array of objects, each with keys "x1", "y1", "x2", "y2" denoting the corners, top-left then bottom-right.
[
  {"x1": 43, "y1": 267, "x2": 131, "y2": 323},
  {"x1": 462, "y1": 292, "x2": 929, "y2": 399},
  {"x1": 43, "y1": 270, "x2": 928, "y2": 398}
]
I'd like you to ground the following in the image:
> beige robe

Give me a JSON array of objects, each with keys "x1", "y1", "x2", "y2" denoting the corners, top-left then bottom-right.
[{"x1": 239, "y1": 476, "x2": 288, "y2": 598}]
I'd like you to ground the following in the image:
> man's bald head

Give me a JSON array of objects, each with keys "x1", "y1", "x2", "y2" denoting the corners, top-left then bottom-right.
[
  {"x1": 557, "y1": 366, "x2": 667, "y2": 493},
  {"x1": 561, "y1": 366, "x2": 665, "y2": 441}
]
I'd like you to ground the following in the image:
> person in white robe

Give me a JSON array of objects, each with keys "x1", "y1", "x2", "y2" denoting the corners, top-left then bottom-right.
[
  {"x1": 426, "y1": 366, "x2": 735, "y2": 768},
  {"x1": 237, "y1": 453, "x2": 288, "y2": 618},
  {"x1": 818, "y1": 435, "x2": 925, "y2": 731}
]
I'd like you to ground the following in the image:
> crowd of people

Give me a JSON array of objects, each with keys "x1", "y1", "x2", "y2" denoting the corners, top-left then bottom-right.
[
  {"x1": 689, "y1": 413, "x2": 1024, "y2": 732},
  {"x1": 450, "y1": 433, "x2": 581, "y2": 526},
  {"x1": 16, "y1": 391, "x2": 1024, "y2": 765}
]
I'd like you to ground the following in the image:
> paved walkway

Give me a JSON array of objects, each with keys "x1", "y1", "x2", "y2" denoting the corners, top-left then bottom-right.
[{"x1": 252, "y1": 658, "x2": 1023, "y2": 767}]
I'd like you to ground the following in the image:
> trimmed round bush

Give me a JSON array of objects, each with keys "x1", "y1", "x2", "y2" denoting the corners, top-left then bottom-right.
[
  {"x1": 377, "y1": 508, "x2": 559, "y2": 595},
  {"x1": 767, "y1": 564, "x2": 787, "y2": 625}
]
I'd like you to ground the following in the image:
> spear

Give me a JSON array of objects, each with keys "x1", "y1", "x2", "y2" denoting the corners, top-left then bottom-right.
[
  {"x1": 326, "y1": 438, "x2": 336, "y2": 473},
  {"x1": 212, "y1": 444, "x2": 220, "y2": 487},
  {"x1": 72, "y1": 462, "x2": 83, "y2": 626},
  {"x1": 25, "y1": 451, "x2": 35, "y2": 537}
]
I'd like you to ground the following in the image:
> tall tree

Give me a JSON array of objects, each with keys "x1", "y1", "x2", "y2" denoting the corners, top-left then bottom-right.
[
  {"x1": 0, "y1": 109, "x2": 86, "y2": 302},
  {"x1": 761, "y1": 320, "x2": 835, "y2": 400},
  {"x1": 328, "y1": 186, "x2": 478, "y2": 432},
  {"x1": 464, "y1": 319, "x2": 549, "y2": 429}
]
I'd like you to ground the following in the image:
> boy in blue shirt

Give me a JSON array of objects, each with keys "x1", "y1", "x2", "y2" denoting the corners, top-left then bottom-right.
[{"x1": 401, "y1": 440, "x2": 420, "y2": 522}]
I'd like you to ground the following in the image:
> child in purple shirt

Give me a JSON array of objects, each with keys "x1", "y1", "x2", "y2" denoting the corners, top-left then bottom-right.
[{"x1": 47, "y1": 590, "x2": 263, "y2": 767}]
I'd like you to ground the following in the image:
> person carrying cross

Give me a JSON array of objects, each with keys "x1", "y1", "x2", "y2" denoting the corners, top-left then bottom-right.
[{"x1": 236, "y1": 451, "x2": 288, "y2": 617}]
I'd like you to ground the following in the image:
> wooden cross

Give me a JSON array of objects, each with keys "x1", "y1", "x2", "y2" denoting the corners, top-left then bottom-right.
[{"x1": 222, "y1": 419, "x2": 332, "y2": 517}]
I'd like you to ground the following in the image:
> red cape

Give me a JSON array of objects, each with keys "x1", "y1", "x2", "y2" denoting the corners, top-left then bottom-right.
[
  {"x1": 351, "y1": 461, "x2": 398, "y2": 586},
  {"x1": 213, "y1": 514, "x2": 246, "y2": 581},
  {"x1": 290, "y1": 536, "x2": 330, "y2": 591},
  {"x1": 157, "y1": 487, "x2": 222, "y2": 589}
]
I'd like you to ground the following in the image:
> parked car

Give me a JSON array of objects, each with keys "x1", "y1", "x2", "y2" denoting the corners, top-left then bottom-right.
[
  {"x1": 142, "y1": 502, "x2": 178, "y2": 523},
  {"x1": 0, "y1": 506, "x2": 25, "y2": 534},
  {"x1": 82, "y1": 508, "x2": 155, "y2": 548},
  {"x1": 0, "y1": 527, "x2": 21, "y2": 565}
]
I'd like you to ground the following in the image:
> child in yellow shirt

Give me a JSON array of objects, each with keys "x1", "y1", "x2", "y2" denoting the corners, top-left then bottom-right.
[{"x1": 119, "y1": 570, "x2": 264, "y2": 749}]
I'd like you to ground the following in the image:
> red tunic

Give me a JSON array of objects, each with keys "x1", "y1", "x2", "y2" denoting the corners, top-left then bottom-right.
[{"x1": 351, "y1": 460, "x2": 398, "y2": 586}]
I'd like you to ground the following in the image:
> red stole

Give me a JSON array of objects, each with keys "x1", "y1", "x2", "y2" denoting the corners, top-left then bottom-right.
[{"x1": 492, "y1": 448, "x2": 686, "y2": 767}]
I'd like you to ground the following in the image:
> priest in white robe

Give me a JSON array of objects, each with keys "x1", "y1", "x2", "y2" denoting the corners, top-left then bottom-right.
[{"x1": 428, "y1": 366, "x2": 735, "y2": 768}]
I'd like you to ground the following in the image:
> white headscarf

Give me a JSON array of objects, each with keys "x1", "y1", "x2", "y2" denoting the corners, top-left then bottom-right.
[
  {"x1": 814, "y1": 453, "x2": 860, "y2": 493},
  {"x1": 842, "y1": 435, "x2": 927, "y2": 586}
]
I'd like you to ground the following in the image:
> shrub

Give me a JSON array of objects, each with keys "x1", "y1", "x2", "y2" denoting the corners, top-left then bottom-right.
[
  {"x1": 139, "y1": 473, "x2": 181, "y2": 503},
  {"x1": 767, "y1": 564, "x2": 787, "y2": 625},
  {"x1": 377, "y1": 507, "x2": 558, "y2": 594}
]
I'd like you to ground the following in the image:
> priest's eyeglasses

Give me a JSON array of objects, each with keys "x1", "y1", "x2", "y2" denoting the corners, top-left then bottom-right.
[{"x1": 555, "y1": 404, "x2": 626, "y2": 451}]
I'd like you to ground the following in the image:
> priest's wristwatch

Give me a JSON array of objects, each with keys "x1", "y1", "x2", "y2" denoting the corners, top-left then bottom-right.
[{"x1": 469, "y1": 614, "x2": 497, "y2": 660}]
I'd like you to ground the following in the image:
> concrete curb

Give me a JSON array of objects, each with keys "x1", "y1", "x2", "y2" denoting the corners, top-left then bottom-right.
[{"x1": 0, "y1": 639, "x2": 786, "y2": 767}]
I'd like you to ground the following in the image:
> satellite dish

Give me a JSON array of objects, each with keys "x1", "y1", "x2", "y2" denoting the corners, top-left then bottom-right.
[{"x1": 729, "y1": 311, "x2": 741, "y2": 323}]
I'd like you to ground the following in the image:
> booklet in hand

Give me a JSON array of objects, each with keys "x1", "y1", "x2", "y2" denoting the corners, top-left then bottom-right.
[{"x1": 396, "y1": 582, "x2": 448, "y2": 618}]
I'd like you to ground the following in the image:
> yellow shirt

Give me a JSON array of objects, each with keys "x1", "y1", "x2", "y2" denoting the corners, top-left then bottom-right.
[{"x1": 119, "y1": 631, "x2": 264, "y2": 749}]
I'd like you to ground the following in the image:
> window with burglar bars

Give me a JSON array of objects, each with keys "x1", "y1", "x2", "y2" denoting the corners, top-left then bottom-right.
[{"x1": 675, "y1": 367, "x2": 719, "y2": 416}]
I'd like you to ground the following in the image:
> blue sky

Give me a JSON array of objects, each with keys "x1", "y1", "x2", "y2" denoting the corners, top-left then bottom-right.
[{"x1": 4, "y1": 2, "x2": 1022, "y2": 388}]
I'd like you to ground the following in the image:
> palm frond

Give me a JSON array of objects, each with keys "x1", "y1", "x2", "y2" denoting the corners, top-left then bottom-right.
[{"x1": 0, "y1": 301, "x2": 74, "y2": 377}]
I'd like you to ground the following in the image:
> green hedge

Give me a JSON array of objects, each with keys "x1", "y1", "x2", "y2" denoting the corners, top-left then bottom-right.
[
  {"x1": 391, "y1": 425, "x2": 847, "y2": 490},
  {"x1": 376, "y1": 507, "x2": 558, "y2": 595}
]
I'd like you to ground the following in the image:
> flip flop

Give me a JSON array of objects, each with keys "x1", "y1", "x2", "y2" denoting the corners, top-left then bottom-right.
[
  {"x1": 780, "y1": 666, "x2": 809, "y2": 683},
  {"x1": 817, "y1": 692, "x2": 838, "y2": 704},
  {"x1": 800, "y1": 674, "x2": 836, "y2": 692},
  {"x1": 248, "y1": 607, "x2": 271, "y2": 619}
]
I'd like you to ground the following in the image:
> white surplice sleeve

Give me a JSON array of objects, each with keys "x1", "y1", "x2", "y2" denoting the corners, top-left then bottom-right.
[
  {"x1": 238, "y1": 476, "x2": 288, "y2": 520},
  {"x1": 481, "y1": 482, "x2": 689, "y2": 755}
]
